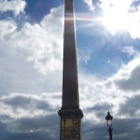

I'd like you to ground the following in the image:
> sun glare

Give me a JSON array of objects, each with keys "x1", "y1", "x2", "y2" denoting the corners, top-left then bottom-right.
[
  {"x1": 102, "y1": 11, "x2": 129, "y2": 34},
  {"x1": 78, "y1": 0, "x2": 140, "y2": 38},
  {"x1": 100, "y1": 0, "x2": 132, "y2": 34}
]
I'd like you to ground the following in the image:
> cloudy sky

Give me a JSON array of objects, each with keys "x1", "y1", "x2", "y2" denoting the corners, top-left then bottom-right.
[{"x1": 1, "y1": 0, "x2": 140, "y2": 140}]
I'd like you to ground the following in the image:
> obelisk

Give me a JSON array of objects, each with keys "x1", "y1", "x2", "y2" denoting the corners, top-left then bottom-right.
[{"x1": 58, "y1": 0, "x2": 83, "y2": 140}]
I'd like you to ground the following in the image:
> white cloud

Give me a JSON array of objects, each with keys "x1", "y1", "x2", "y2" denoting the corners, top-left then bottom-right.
[
  {"x1": 78, "y1": 49, "x2": 140, "y2": 120},
  {"x1": 118, "y1": 95, "x2": 140, "y2": 117},
  {"x1": 122, "y1": 46, "x2": 139, "y2": 56},
  {"x1": 0, "y1": 5, "x2": 64, "y2": 76},
  {"x1": 1, "y1": 1, "x2": 140, "y2": 139},
  {"x1": 0, "y1": 0, "x2": 26, "y2": 16},
  {"x1": 0, "y1": 6, "x2": 64, "y2": 106},
  {"x1": 0, "y1": 92, "x2": 60, "y2": 118},
  {"x1": 127, "y1": 9, "x2": 140, "y2": 39},
  {"x1": 0, "y1": 5, "x2": 65, "y2": 123},
  {"x1": 83, "y1": 0, "x2": 95, "y2": 12},
  {"x1": 0, "y1": 0, "x2": 138, "y2": 123},
  {"x1": 0, "y1": 20, "x2": 16, "y2": 36},
  {"x1": 108, "y1": 55, "x2": 140, "y2": 92},
  {"x1": 114, "y1": 65, "x2": 140, "y2": 92},
  {"x1": 100, "y1": 0, "x2": 132, "y2": 13}
]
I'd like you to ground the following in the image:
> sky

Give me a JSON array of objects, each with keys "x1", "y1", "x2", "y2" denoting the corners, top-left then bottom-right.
[{"x1": 1, "y1": 0, "x2": 140, "y2": 140}]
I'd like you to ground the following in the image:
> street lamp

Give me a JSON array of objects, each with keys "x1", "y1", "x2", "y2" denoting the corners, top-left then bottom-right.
[{"x1": 105, "y1": 111, "x2": 113, "y2": 140}]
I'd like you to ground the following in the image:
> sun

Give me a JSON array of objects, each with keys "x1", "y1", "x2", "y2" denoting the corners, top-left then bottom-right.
[
  {"x1": 102, "y1": 11, "x2": 129, "y2": 34},
  {"x1": 100, "y1": 0, "x2": 132, "y2": 34},
  {"x1": 78, "y1": 0, "x2": 139, "y2": 37}
]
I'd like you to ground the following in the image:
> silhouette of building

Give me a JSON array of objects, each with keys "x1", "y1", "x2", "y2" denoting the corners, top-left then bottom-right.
[{"x1": 58, "y1": 0, "x2": 83, "y2": 140}]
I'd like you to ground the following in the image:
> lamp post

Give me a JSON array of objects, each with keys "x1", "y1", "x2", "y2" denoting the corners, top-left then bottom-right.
[{"x1": 105, "y1": 111, "x2": 113, "y2": 140}]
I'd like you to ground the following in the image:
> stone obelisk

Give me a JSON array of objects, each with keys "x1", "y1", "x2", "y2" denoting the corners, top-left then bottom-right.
[{"x1": 58, "y1": 0, "x2": 83, "y2": 140}]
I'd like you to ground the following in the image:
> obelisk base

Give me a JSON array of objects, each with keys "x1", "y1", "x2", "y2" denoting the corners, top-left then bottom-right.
[{"x1": 58, "y1": 109, "x2": 83, "y2": 140}]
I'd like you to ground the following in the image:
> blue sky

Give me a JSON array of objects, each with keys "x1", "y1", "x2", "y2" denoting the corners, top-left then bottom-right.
[{"x1": 1, "y1": 0, "x2": 140, "y2": 140}]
